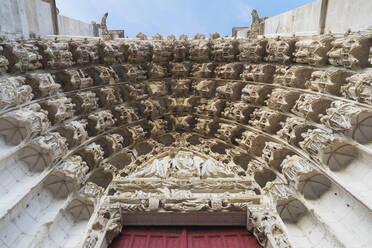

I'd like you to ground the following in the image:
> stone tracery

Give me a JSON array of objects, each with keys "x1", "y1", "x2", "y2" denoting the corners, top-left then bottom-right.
[{"x1": 0, "y1": 32, "x2": 371, "y2": 248}]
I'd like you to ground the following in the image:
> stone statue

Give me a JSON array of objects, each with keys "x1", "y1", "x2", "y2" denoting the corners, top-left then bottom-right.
[{"x1": 100, "y1": 12, "x2": 111, "y2": 40}]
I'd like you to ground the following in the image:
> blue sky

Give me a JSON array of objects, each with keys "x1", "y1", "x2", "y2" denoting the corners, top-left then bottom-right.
[{"x1": 55, "y1": 0, "x2": 316, "y2": 38}]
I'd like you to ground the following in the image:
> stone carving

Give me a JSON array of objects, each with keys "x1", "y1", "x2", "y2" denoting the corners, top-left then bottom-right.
[
  {"x1": 173, "y1": 39, "x2": 189, "y2": 61},
  {"x1": 240, "y1": 64, "x2": 276, "y2": 83},
  {"x1": 299, "y1": 129, "x2": 335, "y2": 156},
  {"x1": 273, "y1": 66, "x2": 313, "y2": 88},
  {"x1": 235, "y1": 130, "x2": 269, "y2": 156},
  {"x1": 97, "y1": 134, "x2": 124, "y2": 156},
  {"x1": 169, "y1": 62, "x2": 191, "y2": 78},
  {"x1": 3, "y1": 41, "x2": 43, "y2": 73},
  {"x1": 215, "y1": 63, "x2": 244, "y2": 79},
  {"x1": 57, "y1": 155, "x2": 89, "y2": 185},
  {"x1": 25, "y1": 73, "x2": 61, "y2": 98},
  {"x1": 101, "y1": 12, "x2": 111, "y2": 40},
  {"x1": 247, "y1": 206, "x2": 291, "y2": 247},
  {"x1": 149, "y1": 119, "x2": 169, "y2": 137},
  {"x1": 281, "y1": 155, "x2": 315, "y2": 187},
  {"x1": 189, "y1": 39, "x2": 211, "y2": 62},
  {"x1": 78, "y1": 142, "x2": 105, "y2": 169},
  {"x1": 264, "y1": 38, "x2": 296, "y2": 65},
  {"x1": 41, "y1": 96, "x2": 75, "y2": 123},
  {"x1": 87, "y1": 110, "x2": 116, "y2": 135},
  {"x1": 211, "y1": 39, "x2": 238, "y2": 62},
  {"x1": 195, "y1": 98, "x2": 225, "y2": 117},
  {"x1": 0, "y1": 76, "x2": 33, "y2": 109},
  {"x1": 152, "y1": 40, "x2": 173, "y2": 62},
  {"x1": 277, "y1": 117, "x2": 312, "y2": 145},
  {"x1": 216, "y1": 81, "x2": 243, "y2": 100},
  {"x1": 306, "y1": 69, "x2": 354, "y2": 95},
  {"x1": 222, "y1": 101, "x2": 254, "y2": 123},
  {"x1": 122, "y1": 64, "x2": 148, "y2": 81},
  {"x1": 195, "y1": 118, "x2": 216, "y2": 135},
  {"x1": 57, "y1": 120, "x2": 88, "y2": 147},
  {"x1": 97, "y1": 87, "x2": 123, "y2": 107},
  {"x1": 291, "y1": 94, "x2": 332, "y2": 122},
  {"x1": 85, "y1": 66, "x2": 119, "y2": 85},
  {"x1": 193, "y1": 80, "x2": 216, "y2": 97},
  {"x1": 172, "y1": 116, "x2": 194, "y2": 131},
  {"x1": 37, "y1": 41, "x2": 74, "y2": 69},
  {"x1": 191, "y1": 63, "x2": 215, "y2": 78},
  {"x1": 266, "y1": 88, "x2": 300, "y2": 112},
  {"x1": 53, "y1": 69, "x2": 94, "y2": 90},
  {"x1": 169, "y1": 97, "x2": 195, "y2": 113},
  {"x1": 370, "y1": 46, "x2": 372, "y2": 66},
  {"x1": 139, "y1": 99, "x2": 165, "y2": 118},
  {"x1": 215, "y1": 123, "x2": 242, "y2": 142},
  {"x1": 98, "y1": 40, "x2": 125, "y2": 64},
  {"x1": 112, "y1": 104, "x2": 139, "y2": 125},
  {"x1": 242, "y1": 84, "x2": 271, "y2": 105},
  {"x1": 238, "y1": 39, "x2": 267, "y2": 63},
  {"x1": 294, "y1": 36, "x2": 334, "y2": 66},
  {"x1": 0, "y1": 45, "x2": 9, "y2": 74},
  {"x1": 72, "y1": 91, "x2": 99, "y2": 114},
  {"x1": 127, "y1": 40, "x2": 152, "y2": 63},
  {"x1": 171, "y1": 78, "x2": 191, "y2": 95},
  {"x1": 249, "y1": 108, "x2": 286, "y2": 134},
  {"x1": 320, "y1": 100, "x2": 363, "y2": 133},
  {"x1": 148, "y1": 63, "x2": 169, "y2": 78},
  {"x1": 69, "y1": 40, "x2": 100, "y2": 65},
  {"x1": 136, "y1": 32, "x2": 147, "y2": 40},
  {"x1": 146, "y1": 81, "x2": 169, "y2": 96},
  {"x1": 262, "y1": 142, "x2": 294, "y2": 171},
  {"x1": 33, "y1": 132, "x2": 68, "y2": 162},
  {"x1": 127, "y1": 125, "x2": 147, "y2": 143},
  {"x1": 5, "y1": 103, "x2": 50, "y2": 136},
  {"x1": 327, "y1": 35, "x2": 370, "y2": 68},
  {"x1": 342, "y1": 73, "x2": 372, "y2": 105}
]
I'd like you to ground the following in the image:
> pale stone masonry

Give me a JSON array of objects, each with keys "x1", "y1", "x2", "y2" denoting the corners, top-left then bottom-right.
[{"x1": 0, "y1": 31, "x2": 372, "y2": 248}]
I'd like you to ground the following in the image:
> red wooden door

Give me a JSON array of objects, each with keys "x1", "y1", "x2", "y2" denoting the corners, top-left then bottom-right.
[{"x1": 111, "y1": 228, "x2": 260, "y2": 248}]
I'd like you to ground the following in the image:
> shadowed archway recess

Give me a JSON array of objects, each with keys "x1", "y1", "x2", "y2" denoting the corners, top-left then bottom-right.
[{"x1": 0, "y1": 31, "x2": 372, "y2": 248}]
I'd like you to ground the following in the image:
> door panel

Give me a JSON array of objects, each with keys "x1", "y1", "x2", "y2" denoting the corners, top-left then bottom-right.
[{"x1": 111, "y1": 228, "x2": 260, "y2": 248}]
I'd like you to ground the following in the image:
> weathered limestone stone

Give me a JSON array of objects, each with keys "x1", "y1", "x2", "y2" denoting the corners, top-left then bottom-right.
[
  {"x1": 41, "y1": 96, "x2": 75, "y2": 123},
  {"x1": 249, "y1": 108, "x2": 286, "y2": 134},
  {"x1": 235, "y1": 130, "x2": 270, "y2": 156},
  {"x1": 152, "y1": 40, "x2": 173, "y2": 62},
  {"x1": 87, "y1": 110, "x2": 116, "y2": 135},
  {"x1": 122, "y1": 64, "x2": 148, "y2": 81},
  {"x1": 169, "y1": 62, "x2": 191, "y2": 78},
  {"x1": 57, "y1": 120, "x2": 88, "y2": 147},
  {"x1": 69, "y1": 40, "x2": 100, "y2": 65},
  {"x1": 146, "y1": 81, "x2": 169, "y2": 96},
  {"x1": 0, "y1": 45, "x2": 9, "y2": 74},
  {"x1": 216, "y1": 81, "x2": 243, "y2": 100},
  {"x1": 96, "y1": 87, "x2": 123, "y2": 107},
  {"x1": 238, "y1": 39, "x2": 267, "y2": 63},
  {"x1": 97, "y1": 134, "x2": 124, "y2": 156},
  {"x1": 292, "y1": 94, "x2": 332, "y2": 122},
  {"x1": 85, "y1": 66, "x2": 119, "y2": 85},
  {"x1": 266, "y1": 89, "x2": 300, "y2": 112},
  {"x1": 215, "y1": 63, "x2": 244, "y2": 80},
  {"x1": 300, "y1": 129, "x2": 335, "y2": 156},
  {"x1": 242, "y1": 84, "x2": 271, "y2": 105},
  {"x1": 294, "y1": 36, "x2": 333, "y2": 66},
  {"x1": 53, "y1": 69, "x2": 94, "y2": 91},
  {"x1": 37, "y1": 40, "x2": 75, "y2": 69},
  {"x1": 173, "y1": 39, "x2": 189, "y2": 61},
  {"x1": 169, "y1": 97, "x2": 195, "y2": 113},
  {"x1": 112, "y1": 104, "x2": 139, "y2": 125},
  {"x1": 190, "y1": 63, "x2": 215, "y2": 78},
  {"x1": 327, "y1": 35, "x2": 370, "y2": 68},
  {"x1": 71, "y1": 91, "x2": 99, "y2": 115},
  {"x1": 320, "y1": 100, "x2": 363, "y2": 133},
  {"x1": 211, "y1": 39, "x2": 238, "y2": 62},
  {"x1": 171, "y1": 78, "x2": 191, "y2": 96},
  {"x1": 148, "y1": 63, "x2": 169, "y2": 78},
  {"x1": 240, "y1": 64, "x2": 276, "y2": 83},
  {"x1": 33, "y1": 132, "x2": 68, "y2": 162},
  {"x1": 193, "y1": 79, "x2": 216, "y2": 98},
  {"x1": 127, "y1": 40, "x2": 152, "y2": 63},
  {"x1": 273, "y1": 66, "x2": 313, "y2": 88},
  {"x1": 0, "y1": 76, "x2": 33, "y2": 109},
  {"x1": 56, "y1": 155, "x2": 89, "y2": 185},
  {"x1": 264, "y1": 38, "x2": 296, "y2": 65},
  {"x1": 3, "y1": 41, "x2": 42, "y2": 73},
  {"x1": 98, "y1": 40, "x2": 125, "y2": 65},
  {"x1": 195, "y1": 98, "x2": 225, "y2": 116},
  {"x1": 139, "y1": 99, "x2": 165, "y2": 118},
  {"x1": 26, "y1": 73, "x2": 61, "y2": 98},
  {"x1": 306, "y1": 69, "x2": 354, "y2": 95},
  {"x1": 342, "y1": 72, "x2": 372, "y2": 105},
  {"x1": 78, "y1": 142, "x2": 105, "y2": 169},
  {"x1": 189, "y1": 39, "x2": 211, "y2": 62},
  {"x1": 222, "y1": 101, "x2": 254, "y2": 123},
  {"x1": 278, "y1": 117, "x2": 312, "y2": 145},
  {"x1": 262, "y1": 141, "x2": 294, "y2": 171}
]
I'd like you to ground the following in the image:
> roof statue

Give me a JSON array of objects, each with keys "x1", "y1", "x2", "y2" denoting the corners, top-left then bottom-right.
[{"x1": 100, "y1": 12, "x2": 111, "y2": 40}]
